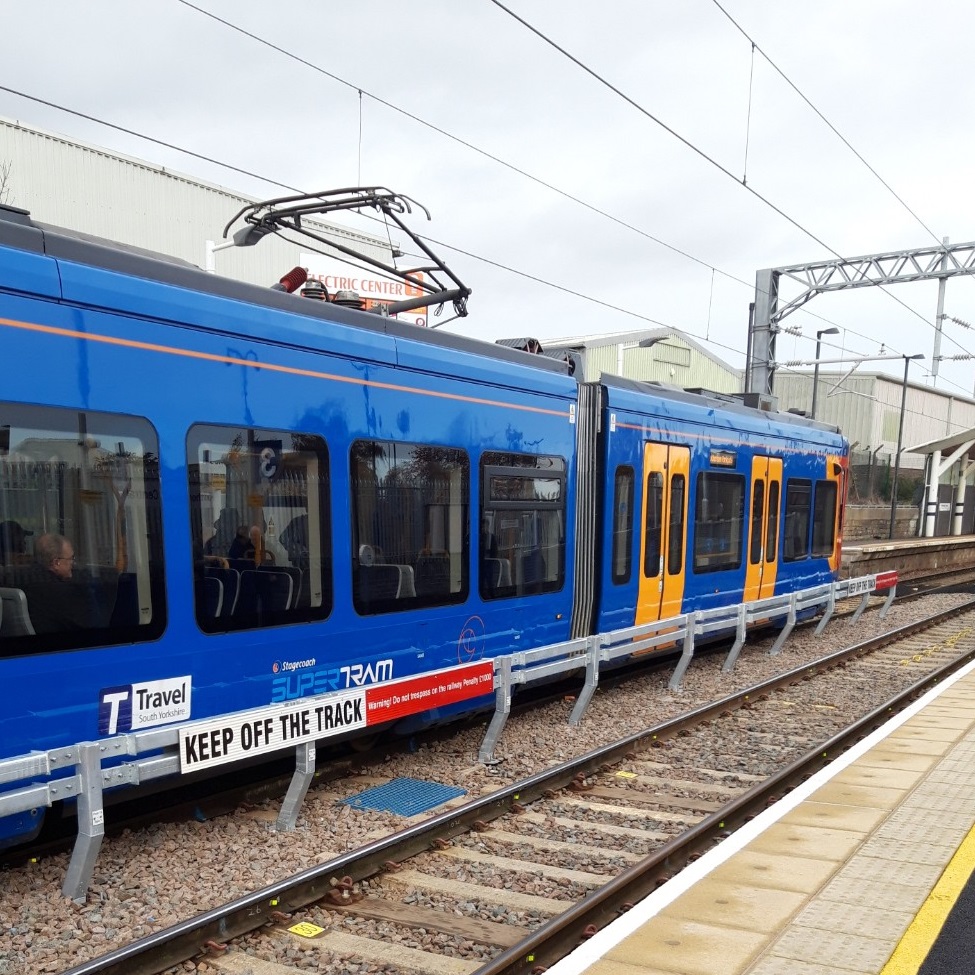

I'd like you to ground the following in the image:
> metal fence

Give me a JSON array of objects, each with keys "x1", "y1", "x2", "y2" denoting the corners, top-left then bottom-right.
[{"x1": 0, "y1": 570, "x2": 897, "y2": 902}]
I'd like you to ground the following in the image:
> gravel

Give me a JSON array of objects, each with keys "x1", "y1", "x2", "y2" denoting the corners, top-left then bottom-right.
[{"x1": 0, "y1": 592, "x2": 969, "y2": 974}]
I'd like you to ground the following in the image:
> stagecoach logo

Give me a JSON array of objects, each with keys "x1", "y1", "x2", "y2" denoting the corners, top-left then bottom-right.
[
  {"x1": 98, "y1": 676, "x2": 192, "y2": 735},
  {"x1": 272, "y1": 658, "x2": 317, "y2": 674}
]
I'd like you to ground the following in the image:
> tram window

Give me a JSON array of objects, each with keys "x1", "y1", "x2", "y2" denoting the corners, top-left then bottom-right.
[
  {"x1": 188, "y1": 426, "x2": 331, "y2": 632},
  {"x1": 749, "y1": 480, "x2": 766, "y2": 564},
  {"x1": 766, "y1": 481, "x2": 780, "y2": 562},
  {"x1": 693, "y1": 472, "x2": 744, "y2": 573},
  {"x1": 0, "y1": 403, "x2": 165, "y2": 656},
  {"x1": 812, "y1": 480, "x2": 838, "y2": 556},
  {"x1": 643, "y1": 472, "x2": 663, "y2": 577},
  {"x1": 352, "y1": 440, "x2": 469, "y2": 615},
  {"x1": 667, "y1": 474, "x2": 686, "y2": 576},
  {"x1": 611, "y1": 466, "x2": 634, "y2": 584},
  {"x1": 480, "y1": 451, "x2": 566, "y2": 600},
  {"x1": 783, "y1": 479, "x2": 812, "y2": 561}
]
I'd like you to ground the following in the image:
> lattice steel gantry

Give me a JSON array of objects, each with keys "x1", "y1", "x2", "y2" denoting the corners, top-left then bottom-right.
[{"x1": 745, "y1": 239, "x2": 975, "y2": 395}]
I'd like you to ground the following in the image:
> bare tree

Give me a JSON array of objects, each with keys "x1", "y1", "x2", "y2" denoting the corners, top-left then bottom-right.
[{"x1": 0, "y1": 161, "x2": 12, "y2": 205}]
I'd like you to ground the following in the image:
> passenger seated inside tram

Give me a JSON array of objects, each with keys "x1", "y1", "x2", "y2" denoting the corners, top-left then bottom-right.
[
  {"x1": 19, "y1": 533, "x2": 117, "y2": 634},
  {"x1": 244, "y1": 525, "x2": 275, "y2": 565},
  {"x1": 227, "y1": 525, "x2": 251, "y2": 561}
]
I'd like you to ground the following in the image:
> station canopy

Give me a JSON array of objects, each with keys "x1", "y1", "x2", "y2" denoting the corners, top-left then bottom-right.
[{"x1": 907, "y1": 428, "x2": 975, "y2": 464}]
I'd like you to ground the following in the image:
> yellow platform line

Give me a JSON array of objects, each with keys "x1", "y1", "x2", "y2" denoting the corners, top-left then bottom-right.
[{"x1": 881, "y1": 822, "x2": 975, "y2": 974}]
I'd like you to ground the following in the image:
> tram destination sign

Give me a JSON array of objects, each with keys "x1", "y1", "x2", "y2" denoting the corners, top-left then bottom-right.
[{"x1": 179, "y1": 660, "x2": 494, "y2": 772}]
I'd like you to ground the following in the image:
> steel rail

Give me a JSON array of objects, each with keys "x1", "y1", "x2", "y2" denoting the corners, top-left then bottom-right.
[{"x1": 60, "y1": 597, "x2": 975, "y2": 975}]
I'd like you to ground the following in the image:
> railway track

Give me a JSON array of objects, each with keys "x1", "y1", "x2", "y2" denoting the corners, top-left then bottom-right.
[{"x1": 56, "y1": 595, "x2": 975, "y2": 975}]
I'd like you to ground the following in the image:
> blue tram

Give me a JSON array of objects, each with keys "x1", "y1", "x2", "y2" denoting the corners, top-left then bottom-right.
[{"x1": 0, "y1": 194, "x2": 847, "y2": 846}]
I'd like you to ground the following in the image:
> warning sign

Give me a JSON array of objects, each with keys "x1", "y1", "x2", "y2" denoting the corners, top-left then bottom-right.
[
  {"x1": 365, "y1": 662, "x2": 494, "y2": 723},
  {"x1": 178, "y1": 660, "x2": 495, "y2": 773},
  {"x1": 180, "y1": 691, "x2": 365, "y2": 772}
]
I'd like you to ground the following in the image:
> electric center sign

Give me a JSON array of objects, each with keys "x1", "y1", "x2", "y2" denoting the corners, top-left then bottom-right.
[{"x1": 301, "y1": 253, "x2": 429, "y2": 327}]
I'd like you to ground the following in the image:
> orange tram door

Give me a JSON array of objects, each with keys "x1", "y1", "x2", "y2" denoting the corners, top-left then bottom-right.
[
  {"x1": 744, "y1": 456, "x2": 782, "y2": 602},
  {"x1": 635, "y1": 442, "x2": 689, "y2": 627}
]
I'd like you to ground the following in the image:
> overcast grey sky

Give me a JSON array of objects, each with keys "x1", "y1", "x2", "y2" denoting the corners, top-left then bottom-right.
[{"x1": 2, "y1": 1, "x2": 974, "y2": 394}]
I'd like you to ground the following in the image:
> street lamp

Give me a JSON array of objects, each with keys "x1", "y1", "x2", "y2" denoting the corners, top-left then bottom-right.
[
  {"x1": 810, "y1": 327, "x2": 840, "y2": 419},
  {"x1": 888, "y1": 353, "x2": 925, "y2": 539}
]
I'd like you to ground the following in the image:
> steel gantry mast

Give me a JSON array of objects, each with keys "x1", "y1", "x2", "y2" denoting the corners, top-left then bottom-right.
[{"x1": 745, "y1": 239, "x2": 975, "y2": 395}]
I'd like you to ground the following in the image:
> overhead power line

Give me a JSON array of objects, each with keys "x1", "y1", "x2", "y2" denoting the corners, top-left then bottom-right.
[
  {"x1": 4, "y1": 5, "x2": 968, "y2": 371},
  {"x1": 167, "y1": 1, "x2": 888, "y2": 353},
  {"x1": 485, "y1": 0, "x2": 975, "y2": 366},
  {"x1": 707, "y1": 0, "x2": 943, "y2": 246}
]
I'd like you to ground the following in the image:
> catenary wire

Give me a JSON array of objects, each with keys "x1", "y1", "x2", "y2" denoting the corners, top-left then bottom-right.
[
  {"x1": 708, "y1": 0, "x2": 944, "y2": 246},
  {"x1": 167, "y1": 2, "x2": 885, "y2": 350},
  {"x1": 485, "y1": 0, "x2": 975, "y2": 364},
  {"x1": 0, "y1": 80, "x2": 875, "y2": 363},
  {"x1": 5, "y1": 8, "x2": 966, "y2": 371}
]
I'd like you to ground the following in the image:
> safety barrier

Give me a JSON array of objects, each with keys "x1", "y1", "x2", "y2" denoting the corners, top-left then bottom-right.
[
  {"x1": 0, "y1": 570, "x2": 896, "y2": 901},
  {"x1": 478, "y1": 571, "x2": 897, "y2": 760}
]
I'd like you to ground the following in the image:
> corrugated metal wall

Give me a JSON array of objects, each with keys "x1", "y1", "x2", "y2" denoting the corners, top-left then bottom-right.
[
  {"x1": 0, "y1": 117, "x2": 390, "y2": 287},
  {"x1": 774, "y1": 370, "x2": 975, "y2": 472},
  {"x1": 582, "y1": 337, "x2": 740, "y2": 392}
]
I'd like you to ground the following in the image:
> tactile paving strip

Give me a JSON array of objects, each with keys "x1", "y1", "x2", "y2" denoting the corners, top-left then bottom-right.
[{"x1": 340, "y1": 776, "x2": 466, "y2": 816}]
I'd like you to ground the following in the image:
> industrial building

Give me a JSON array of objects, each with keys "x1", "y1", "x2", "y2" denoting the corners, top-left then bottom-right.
[{"x1": 0, "y1": 116, "x2": 393, "y2": 289}]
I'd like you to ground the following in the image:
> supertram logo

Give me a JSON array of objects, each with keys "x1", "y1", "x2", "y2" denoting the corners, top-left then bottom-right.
[
  {"x1": 270, "y1": 658, "x2": 395, "y2": 702},
  {"x1": 179, "y1": 660, "x2": 494, "y2": 773},
  {"x1": 99, "y1": 676, "x2": 192, "y2": 735}
]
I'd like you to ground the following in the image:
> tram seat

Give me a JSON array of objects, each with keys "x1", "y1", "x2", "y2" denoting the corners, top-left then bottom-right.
[
  {"x1": 415, "y1": 555, "x2": 450, "y2": 597},
  {"x1": 356, "y1": 564, "x2": 401, "y2": 608},
  {"x1": 238, "y1": 569, "x2": 292, "y2": 615},
  {"x1": 205, "y1": 566, "x2": 240, "y2": 616},
  {"x1": 482, "y1": 557, "x2": 512, "y2": 592},
  {"x1": 520, "y1": 551, "x2": 544, "y2": 594},
  {"x1": 109, "y1": 572, "x2": 140, "y2": 627},
  {"x1": 393, "y1": 564, "x2": 415, "y2": 599},
  {"x1": 259, "y1": 565, "x2": 302, "y2": 609},
  {"x1": 0, "y1": 587, "x2": 35, "y2": 637},
  {"x1": 203, "y1": 577, "x2": 223, "y2": 617}
]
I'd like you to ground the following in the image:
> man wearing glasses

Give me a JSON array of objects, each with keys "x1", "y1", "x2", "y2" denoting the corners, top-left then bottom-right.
[{"x1": 22, "y1": 533, "x2": 95, "y2": 633}]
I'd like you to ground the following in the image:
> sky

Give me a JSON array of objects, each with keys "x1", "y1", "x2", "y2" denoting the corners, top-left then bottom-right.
[{"x1": 2, "y1": 0, "x2": 975, "y2": 397}]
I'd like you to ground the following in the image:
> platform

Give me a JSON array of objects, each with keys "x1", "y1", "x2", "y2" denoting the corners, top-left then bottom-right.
[
  {"x1": 545, "y1": 658, "x2": 975, "y2": 975},
  {"x1": 842, "y1": 534, "x2": 975, "y2": 582}
]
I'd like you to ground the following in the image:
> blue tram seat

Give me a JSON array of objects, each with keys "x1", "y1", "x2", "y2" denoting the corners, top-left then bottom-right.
[
  {"x1": 261, "y1": 570, "x2": 293, "y2": 611},
  {"x1": 356, "y1": 564, "x2": 401, "y2": 608},
  {"x1": 520, "y1": 550, "x2": 545, "y2": 594},
  {"x1": 481, "y1": 557, "x2": 508, "y2": 593},
  {"x1": 0, "y1": 587, "x2": 35, "y2": 637}
]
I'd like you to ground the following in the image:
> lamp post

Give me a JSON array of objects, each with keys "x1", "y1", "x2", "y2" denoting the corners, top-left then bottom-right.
[
  {"x1": 810, "y1": 327, "x2": 840, "y2": 419},
  {"x1": 888, "y1": 353, "x2": 925, "y2": 539}
]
